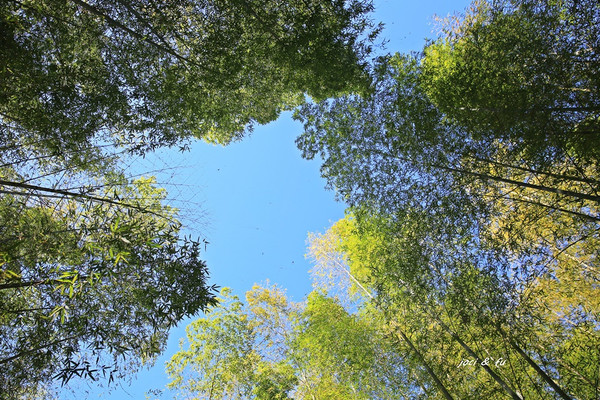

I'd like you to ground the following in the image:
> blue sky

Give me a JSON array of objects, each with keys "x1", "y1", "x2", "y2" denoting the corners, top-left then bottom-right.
[{"x1": 67, "y1": 1, "x2": 471, "y2": 398}]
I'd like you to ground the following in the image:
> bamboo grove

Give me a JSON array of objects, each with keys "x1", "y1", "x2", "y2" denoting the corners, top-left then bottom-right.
[
  {"x1": 168, "y1": 1, "x2": 600, "y2": 399},
  {"x1": 2, "y1": 0, "x2": 599, "y2": 398}
]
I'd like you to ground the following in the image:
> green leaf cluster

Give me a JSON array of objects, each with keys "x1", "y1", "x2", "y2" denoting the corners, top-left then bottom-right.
[
  {"x1": 166, "y1": 284, "x2": 408, "y2": 399},
  {"x1": 1, "y1": 0, "x2": 380, "y2": 157},
  {"x1": 0, "y1": 171, "x2": 218, "y2": 397}
]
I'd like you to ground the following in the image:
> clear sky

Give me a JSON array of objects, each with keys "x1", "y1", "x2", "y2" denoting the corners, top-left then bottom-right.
[{"x1": 64, "y1": 1, "x2": 471, "y2": 398}]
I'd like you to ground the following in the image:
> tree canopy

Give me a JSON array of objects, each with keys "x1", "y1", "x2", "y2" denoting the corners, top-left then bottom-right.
[
  {"x1": 166, "y1": 284, "x2": 410, "y2": 400},
  {"x1": 1, "y1": 0, "x2": 380, "y2": 158},
  {"x1": 0, "y1": 171, "x2": 218, "y2": 397},
  {"x1": 293, "y1": 0, "x2": 600, "y2": 398},
  {"x1": 421, "y1": 0, "x2": 600, "y2": 162},
  {"x1": 5, "y1": 0, "x2": 600, "y2": 398}
]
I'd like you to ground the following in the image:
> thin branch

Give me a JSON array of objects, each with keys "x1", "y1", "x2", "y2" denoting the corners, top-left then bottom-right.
[
  {"x1": 0, "y1": 336, "x2": 78, "y2": 365},
  {"x1": 0, "y1": 179, "x2": 175, "y2": 223}
]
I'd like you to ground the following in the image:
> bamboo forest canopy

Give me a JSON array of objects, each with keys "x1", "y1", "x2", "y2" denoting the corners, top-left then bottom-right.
[
  {"x1": 168, "y1": 0, "x2": 600, "y2": 391},
  {"x1": 290, "y1": 0, "x2": 600, "y2": 398},
  {"x1": 0, "y1": 175, "x2": 218, "y2": 397},
  {"x1": 0, "y1": 0, "x2": 380, "y2": 397},
  {"x1": 421, "y1": 0, "x2": 600, "y2": 163},
  {"x1": 167, "y1": 285, "x2": 407, "y2": 400},
  {"x1": 3, "y1": 0, "x2": 600, "y2": 398},
  {"x1": 1, "y1": 0, "x2": 380, "y2": 159}
]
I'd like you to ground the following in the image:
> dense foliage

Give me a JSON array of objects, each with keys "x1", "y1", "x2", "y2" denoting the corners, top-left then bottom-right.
[
  {"x1": 0, "y1": 171, "x2": 218, "y2": 397},
  {"x1": 292, "y1": 0, "x2": 599, "y2": 398},
  {"x1": 166, "y1": 285, "x2": 408, "y2": 399},
  {"x1": 4, "y1": 0, "x2": 600, "y2": 398},
  {"x1": 1, "y1": 0, "x2": 379, "y2": 157}
]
